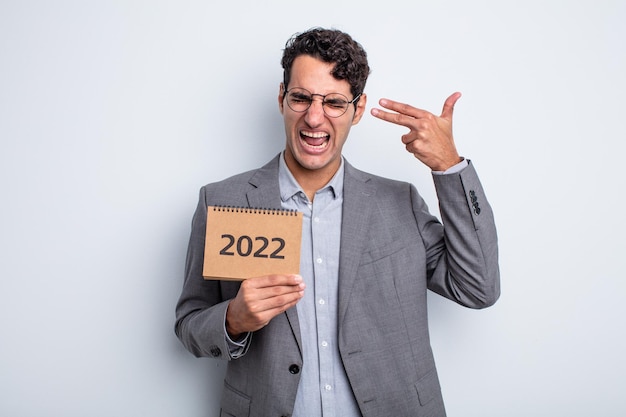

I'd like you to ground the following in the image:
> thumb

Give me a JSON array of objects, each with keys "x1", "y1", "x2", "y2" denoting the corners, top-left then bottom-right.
[{"x1": 441, "y1": 92, "x2": 462, "y2": 120}]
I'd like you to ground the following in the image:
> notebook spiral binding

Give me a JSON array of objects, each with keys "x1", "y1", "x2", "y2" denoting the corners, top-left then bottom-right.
[{"x1": 211, "y1": 205, "x2": 299, "y2": 216}]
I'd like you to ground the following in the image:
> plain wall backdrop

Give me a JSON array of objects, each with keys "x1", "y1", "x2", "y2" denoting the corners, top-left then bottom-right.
[{"x1": 1, "y1": 1, "x2": 624, "y2": 416}]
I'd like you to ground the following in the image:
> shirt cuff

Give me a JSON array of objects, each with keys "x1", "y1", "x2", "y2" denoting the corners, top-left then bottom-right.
[
  {"x1": 223, "y1": 309, "x2": 252, "y2": 359},
  {"x1": 432, "y1": 158, "x2": 468, "y2": 175},
  {"x1": 225, "y1": 330, "x2": 252, "y2": 359}
]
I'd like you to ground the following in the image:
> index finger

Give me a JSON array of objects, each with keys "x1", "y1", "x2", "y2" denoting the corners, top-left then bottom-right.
[
  {"x1": 246, "y1": 274, "x2": 303, "y2": 288},
  {"x1": 370, "y1": 99, "x2": 430, "y2": 128}
]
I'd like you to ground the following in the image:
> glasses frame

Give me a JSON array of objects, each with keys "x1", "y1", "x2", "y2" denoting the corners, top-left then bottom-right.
[{"x1": 283, "y1": 87, "x2": 362, "y2": 118}]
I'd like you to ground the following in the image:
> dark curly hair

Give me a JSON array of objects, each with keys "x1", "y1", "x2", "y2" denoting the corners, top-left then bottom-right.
[{"x1": 281, "y1": 28, "x2": 370, "y2": 100}]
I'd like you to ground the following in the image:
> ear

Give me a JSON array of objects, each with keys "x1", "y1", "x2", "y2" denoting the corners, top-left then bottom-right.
[
  {"x1": 351, "y1": 93, "x2": 367, "y2": 125},
  {"x1": 278, "y1": 83, "x2": 285, "y2": 114}
]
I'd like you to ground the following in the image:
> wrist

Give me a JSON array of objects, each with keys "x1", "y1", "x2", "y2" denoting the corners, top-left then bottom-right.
[
  {"x1": 225, "y1": 301, "x2": 243, "y2": 339},
  {"x1": 433, "y1": 157, "x2": 463, "y2": 172}
]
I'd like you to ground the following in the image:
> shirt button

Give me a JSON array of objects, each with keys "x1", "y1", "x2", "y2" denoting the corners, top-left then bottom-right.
[
  {"x1": 314, "y1": 217, "x2": 320, "y2": 223},
  {"x1": 321, "y1": 341, "x2": 328, "y2": 347},
  {"x1": 319, "y1": 299, "x2": 325, "y2": 305},
  {"x1": 316, "y1": 258, "x2": 323, "y2": 264},
  {"x1": 325, "y1": 384, "x2": 332, "y2": 391}
]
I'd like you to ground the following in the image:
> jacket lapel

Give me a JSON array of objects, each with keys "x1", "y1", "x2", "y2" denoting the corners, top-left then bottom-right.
[
  {"x1": 337, "y1": 161, "x2": 375, "y2": 326},
  {"x1": 246, "y1": 155, "x2": 283, "y2": 210}
]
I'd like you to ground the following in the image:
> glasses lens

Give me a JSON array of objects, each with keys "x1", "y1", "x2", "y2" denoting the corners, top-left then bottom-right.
[
  {"x1": 323, "y1": 94, "x2": 349, "y2": 117},
  {"x1": 287, "y1": 88, "x2": 312, "y2": 112}
]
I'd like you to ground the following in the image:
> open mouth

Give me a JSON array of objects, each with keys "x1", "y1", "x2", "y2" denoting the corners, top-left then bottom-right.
[{"x1": 300, "y1": 130, "x2": 330, "y2": 150}]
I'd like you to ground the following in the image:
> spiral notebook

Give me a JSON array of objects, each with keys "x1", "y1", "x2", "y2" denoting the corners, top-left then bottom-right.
[{"x1": 203, "y1": 206, "x2": 303, "y2": 280}]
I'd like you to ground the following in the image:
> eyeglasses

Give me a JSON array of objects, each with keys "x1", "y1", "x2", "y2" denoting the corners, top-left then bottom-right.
[{"x1": 284, "y1": 87, "x2": 361, "y2": 118}]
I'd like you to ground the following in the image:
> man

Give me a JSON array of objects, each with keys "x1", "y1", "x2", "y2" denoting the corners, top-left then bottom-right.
[{"x1": 175, "y1": 27, "x2": 500, "y2": 417}]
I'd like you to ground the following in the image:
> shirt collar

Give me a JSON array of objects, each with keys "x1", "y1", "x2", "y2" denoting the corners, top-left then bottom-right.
[{"x1": 278, "y1": 151, "x2": 344, "y2": 202}]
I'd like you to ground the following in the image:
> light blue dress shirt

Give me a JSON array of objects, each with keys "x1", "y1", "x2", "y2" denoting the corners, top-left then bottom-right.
[{"x1": 278, "y1": 153, "x2": 361, "y2": 417}]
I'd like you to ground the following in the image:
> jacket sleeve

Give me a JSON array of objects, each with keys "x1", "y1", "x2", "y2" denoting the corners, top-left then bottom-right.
[
  {"x1": 417, "y1": 160, "x2": 500, "y2": 308},
  {"x1": 174, "y1": 186, "x2": 243, "y2": 358}
]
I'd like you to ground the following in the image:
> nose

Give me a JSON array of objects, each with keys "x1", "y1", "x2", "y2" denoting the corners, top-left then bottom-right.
[{"x1": 305, "y1": 97, "x2": 325, "y2": 126}]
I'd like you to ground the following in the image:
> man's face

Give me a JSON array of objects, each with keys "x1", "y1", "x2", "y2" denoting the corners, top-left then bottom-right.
[{"x1": 279, "y1": 55, "x2": 367, "y2": 183}]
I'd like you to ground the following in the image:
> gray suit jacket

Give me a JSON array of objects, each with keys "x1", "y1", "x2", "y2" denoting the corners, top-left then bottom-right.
[{"x1": 175, "y1": 155, "x2": 500, "y2": 417}]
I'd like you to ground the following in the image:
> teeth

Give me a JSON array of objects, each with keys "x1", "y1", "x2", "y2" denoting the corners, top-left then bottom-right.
[{"x1": 302, "y1": 131, "x2": 328, "y2": 139}]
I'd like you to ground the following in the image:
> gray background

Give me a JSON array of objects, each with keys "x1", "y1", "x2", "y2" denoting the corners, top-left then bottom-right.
[{"x1": 1, "y1": 1, "x2": 624, "y2": 416}]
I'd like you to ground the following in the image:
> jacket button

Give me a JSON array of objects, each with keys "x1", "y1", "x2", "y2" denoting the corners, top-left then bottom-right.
[
  {"x1": 289, "y1": 364, "x2": 300, "y2": 374},
  {"x1": 209, "y1": 346, "x2": 222, "y2": 357}
]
